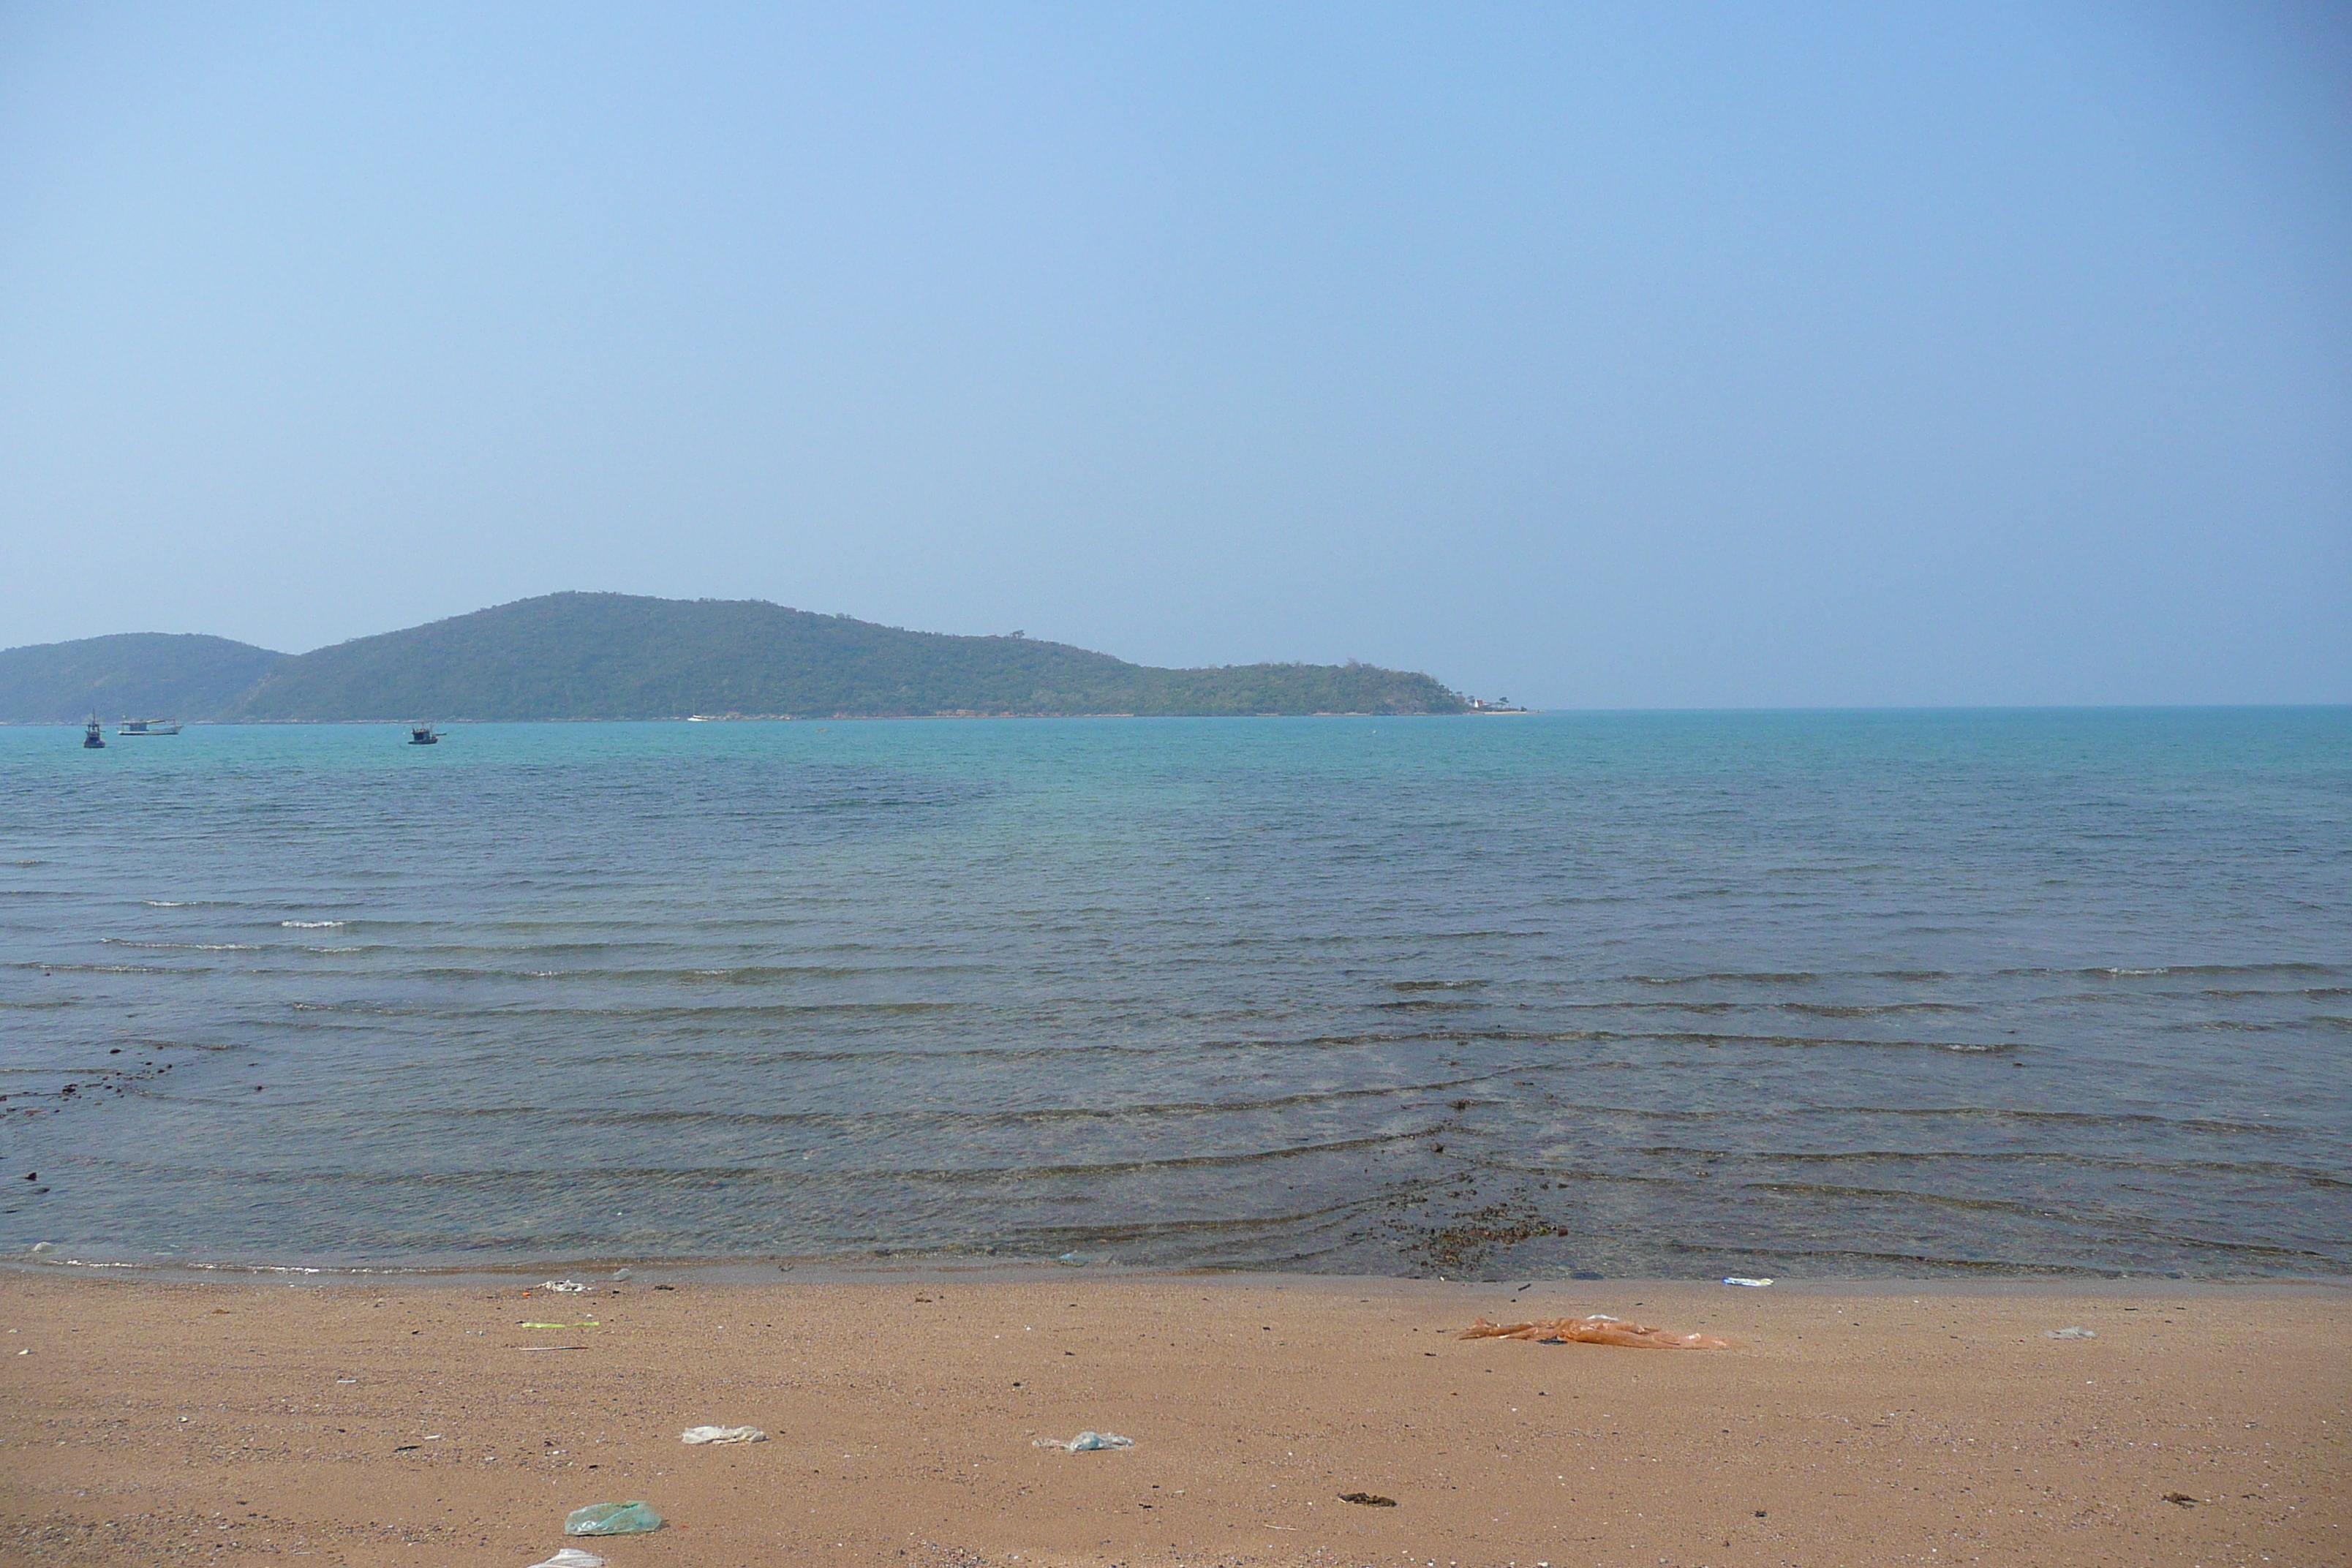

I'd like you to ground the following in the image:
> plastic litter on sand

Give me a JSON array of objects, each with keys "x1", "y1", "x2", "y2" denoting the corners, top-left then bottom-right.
[
  {"x1": 524, "y1": 1550, "x2": 606, "y2": 1568},
  {"x1": 564, "y1": 1501, "x2": 663, "y2": 1536},
  {"x1": 681, "y1": 1425, "x2": 767, "y2": 1444},
  {"x1": 2045, "y1": 1327, "x2": 2097, "y2": 1339},
  {"x1": 1722, "y1": 1276, "x2": 1774, "y2": 1287},
  {"x1": 1458, "y1": 1315, "x2": 1730, "y2": 1349},
  {"x1": 1034, "y1": 1430, "x2": 1134, "y2": 1451},
  {"x1": 539, "y1": 1280, "x2": 589, "y2": 1294}
]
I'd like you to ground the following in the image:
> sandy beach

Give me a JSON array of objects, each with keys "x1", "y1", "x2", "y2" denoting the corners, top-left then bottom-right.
[{"x1": 0, "y1": 1270, "x2": 2342, "y2": 1567}]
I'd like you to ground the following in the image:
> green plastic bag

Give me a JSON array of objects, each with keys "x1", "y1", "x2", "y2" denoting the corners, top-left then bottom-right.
[{"x1": 565, "y1": 1501, "x2": 662, "y2": 1536}]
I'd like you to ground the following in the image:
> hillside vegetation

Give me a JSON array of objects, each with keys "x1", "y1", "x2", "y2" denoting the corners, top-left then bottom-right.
[
  {"x1": 5, "y1": 594, "x2": 1467, "y2": 721},
  {"x1": 0, "y1": 633, "x2": 287, "y2": 724}
]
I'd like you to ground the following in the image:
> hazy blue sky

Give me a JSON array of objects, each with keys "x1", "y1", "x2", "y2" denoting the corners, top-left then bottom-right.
[{"x1": 2, "y1": 3, "x2": 2345, "y2": 706}]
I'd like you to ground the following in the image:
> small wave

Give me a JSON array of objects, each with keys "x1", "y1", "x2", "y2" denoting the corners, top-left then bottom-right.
[
  {"x1": 143, "y1": 900, "x2": 187, "y2": 907},
  {"x1": 2204, "y1": 986, "x2": 2352, "y2": 1000},
  {"x1": 441, "y1": 1082, "x2": 1455, "y2": 1128},
  {"x1": 2002, "y1": 961, "x2": 2337, "y2": 979},
  {"x1": 1626, "y1": 1146, "x2": 2352, "y2": 1190},
  {"x1": 1734, "y1": 1179, "x2": 2063, "y2": 1220},
  {"x1": 1524, "y1": 1028, "x2": 2019, "y2": 1055},
  {"x1": 398, "y1": 962, "x2": 976, "y2": 986},
  {"x1": 1629, "y1": 970, "x2": 1822, "y2": 986},
  {"x1": 1776, "y1": 1002, "x2": 1975, "y2": 1017},
  {"x1": 15, "y1": 1254, "x2": 409, "y2": 1278},
  {"x1": 281, "y1": 920, "x2": 346, "y2": 929},
  {"x1": 285, "y1": 1001, "x2": 421, "y2": 1017},
  {"x1": 1869, "y1": 1106, "x2": 2293, "y2": 1136},
  {"x1": 1561, "y1": 1000, "x2": 1738, "y2": 1014}
]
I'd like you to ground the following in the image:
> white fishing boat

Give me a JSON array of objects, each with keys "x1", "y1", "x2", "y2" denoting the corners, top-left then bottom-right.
[{"x1": 117, "y1": 717, "x2": 181, "y2": 736}]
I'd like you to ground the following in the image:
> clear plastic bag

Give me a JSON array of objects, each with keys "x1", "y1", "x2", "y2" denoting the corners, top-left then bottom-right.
[{"x1": 564, "y1": 1501, "x2": 663, "y2": 1535}]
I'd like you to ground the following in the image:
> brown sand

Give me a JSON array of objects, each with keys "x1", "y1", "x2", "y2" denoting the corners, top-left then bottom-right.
[{"x1": 1, "y1": 1271, "x2": 2342, "y2": 1567}]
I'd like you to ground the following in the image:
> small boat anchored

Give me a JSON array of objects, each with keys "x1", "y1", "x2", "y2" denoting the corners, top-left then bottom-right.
[
  {"x1": 82, "y1": 713, "x2": 106, "y2": 749},
  {"x1": 408, "y1": 724, "x2": 440, "y2": 745},
  {"x1": 116, "y1": 717, "x2": 182, "y2": 736}
]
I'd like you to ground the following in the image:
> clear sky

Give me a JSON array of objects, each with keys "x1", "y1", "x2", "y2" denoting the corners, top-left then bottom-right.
[{"x1": 2, "y1": 3, "x2": 2345, "y2": 706}]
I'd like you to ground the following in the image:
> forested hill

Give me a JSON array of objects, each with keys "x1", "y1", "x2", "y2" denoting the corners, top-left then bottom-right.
[
  {"x1": 0, "y1": 633, "x2": 288, "y2": 724},
  {"x1": 4, "y1": 594, "x2": 1468, "y2": 721}
]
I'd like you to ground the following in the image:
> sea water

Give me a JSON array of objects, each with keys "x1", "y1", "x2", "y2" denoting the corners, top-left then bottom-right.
[{"x1": 1, "y1": 709, "x2": 2345, "y2": 1278}]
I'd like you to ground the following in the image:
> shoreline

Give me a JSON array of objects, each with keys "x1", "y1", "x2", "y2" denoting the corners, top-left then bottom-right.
[
  {"x1": 4, "y1": 1271, "x2": 2342, "y2": 1567},
  {"x1": 8, "y1": 1251, "x2": 2352, "y2": 1296}
]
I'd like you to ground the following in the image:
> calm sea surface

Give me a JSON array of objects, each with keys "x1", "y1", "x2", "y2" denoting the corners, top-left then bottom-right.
[{"x1": 2, "y1": 710, "x2": 2347, "y2": 1279}]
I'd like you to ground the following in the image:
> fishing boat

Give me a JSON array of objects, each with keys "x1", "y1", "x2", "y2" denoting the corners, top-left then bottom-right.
[
  {"x1": 116, "y1": 717, "x2": 182, "y2": 736},
  {"x1": 408, "y1": 724, "x2": 439, "y2": 745},
  {"x1": 82, "y1": 714, "x2": 105, "y2": 749}
]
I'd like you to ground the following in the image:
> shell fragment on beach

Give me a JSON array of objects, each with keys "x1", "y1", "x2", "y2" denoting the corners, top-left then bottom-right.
[
  {"x1": 539, "y1": 1280, "x2": 589, "y2": 1293},
  {"x1": 524, "y1": 1550, "x2": 606, "y2": 1568},
  {"x1": 1458, "y1": 1315, "x2": 1730, "y2": 1349},
  {"x1": 2045, "y1": 1326, "x2": 2097, "y2": 1339},
  {"x1": 681, "y1": 1425, "x2": 767, "y2": 1444}
]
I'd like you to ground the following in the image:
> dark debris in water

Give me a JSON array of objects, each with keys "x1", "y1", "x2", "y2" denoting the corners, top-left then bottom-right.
[{"x1": 1403, "y1": 1200, "x2": 1571, "y2": 1275}]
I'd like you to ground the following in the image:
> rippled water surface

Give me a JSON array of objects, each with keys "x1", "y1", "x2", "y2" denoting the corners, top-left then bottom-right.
[{"x1": 3, "y1": 710, "x2": 2347, "y2": 1278}]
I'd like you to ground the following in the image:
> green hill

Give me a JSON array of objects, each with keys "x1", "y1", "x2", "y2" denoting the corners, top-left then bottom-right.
[
  {"x1": 0, "y1": 633, "x2": 288, "y2": 724},
  {"x1": 230, "y1": 594, "x2": 1466, "y2": 719},
  {"x1": 1, "y1": 595, "x2": 1468, "y2": 720}
]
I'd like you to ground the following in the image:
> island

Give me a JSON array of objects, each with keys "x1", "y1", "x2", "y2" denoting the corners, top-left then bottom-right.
[{"x1": 0, "y1": 592, "x2": 1472, "y2": 723}]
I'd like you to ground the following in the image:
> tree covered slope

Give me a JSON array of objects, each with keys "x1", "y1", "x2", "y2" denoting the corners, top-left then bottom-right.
[
  {"x1": 0, "y1": 633, "x2": 288, "y2": 723},
  {"x1": 201, "y1": 593, "x2": 1469, "y2": 719}
]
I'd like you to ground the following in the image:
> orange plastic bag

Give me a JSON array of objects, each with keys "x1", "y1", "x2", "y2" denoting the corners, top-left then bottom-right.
[{"x1": 1458, "y1": 1313, "x2": 1728, "y2": 1349}]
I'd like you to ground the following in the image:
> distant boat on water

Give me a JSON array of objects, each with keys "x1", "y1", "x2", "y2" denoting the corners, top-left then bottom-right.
[
  {"x1": 408, "y1": 724, "x2": 439, "y2": 745},
  {"x1": 82, "y1": 713, "x2": 105, "y2": 749},
  {"x1": 116, "y1": 717, "x2": 181, "y2": 736}
]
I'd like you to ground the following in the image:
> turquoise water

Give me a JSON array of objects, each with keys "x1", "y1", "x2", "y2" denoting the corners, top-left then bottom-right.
[{"x1": 2, "y1": 709, "x2": 2347, "y2": 1278}]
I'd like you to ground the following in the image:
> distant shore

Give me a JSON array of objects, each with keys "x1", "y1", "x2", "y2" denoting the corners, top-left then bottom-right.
[
  {"x1": 0, "y1": 592, "x2": 1475, "y2": 723},
  {"x1": 2, "y1": 1270, "x2": 2341, "y2": 1567},
  {"x1": 5, "y1": 712, "x2": 1485, "y2": 727}
]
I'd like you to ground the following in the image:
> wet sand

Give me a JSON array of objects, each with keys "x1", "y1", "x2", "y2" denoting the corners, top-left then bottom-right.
[{"x1": 1, "y1": 1270, "x2": 2342, "y2": 1567}]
